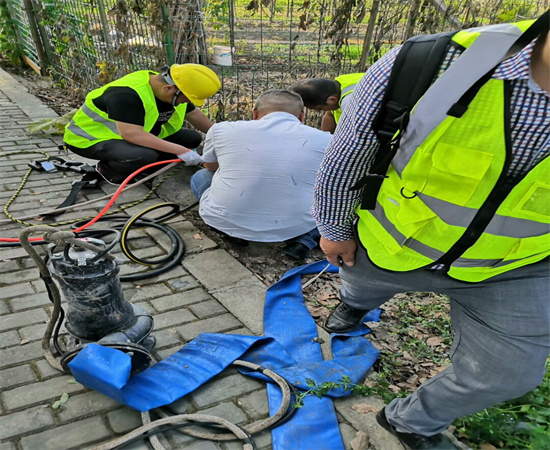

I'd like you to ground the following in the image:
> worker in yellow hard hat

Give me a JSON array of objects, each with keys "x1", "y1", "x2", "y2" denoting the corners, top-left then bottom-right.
[{"x1": 64, "y1": 63, "x2": 221, "y2": 184}]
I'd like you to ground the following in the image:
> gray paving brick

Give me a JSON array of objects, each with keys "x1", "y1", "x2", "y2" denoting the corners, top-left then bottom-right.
[
  {"x1": 9, "y1": 292, "x2": 50, "y2": 311},
  {"x1": 35, "y1": 359, "x2": 65, "y2": 379},
  {"x1": 237, "y1": 390, "x2": 269, "y2": 420},
  {"x1": 58, "y1": 391, "x2": 119, "y2": 422},
  {"x1": 189, "y1": 300, "x2": 227, "y2": 319},
  {"x1": 200, "y1": 401, "x2": 247, "y2": 424},
  {"x1": 125, "y1": 283, "x2": 172, "y2": 303},
  {"x1": 0, "y1": 364, "x2": 36, "y2": 389},
  {"x1": 138, "y1": 265, "x2": 190, "y2": 285},
  {"x1": 0, "y1": 442, "x2": 16, "y2": 450},
  {"x1": 154, "y1": 327, "x2": 184, "y2": 348},
  {"x1": 0, "y1": 308, "x2": 48, "y2": 332},
  {"x1": 162, "y1": 220, "x2": 218, "y2": 255},
  {"x1": 226, "y1": 328, "x2": 254, "y2": 337},
  {"x1": 154, "y1": 308, "x2": 196, "y2": 330},
  {"x1": 167, "y1": 276, "x2": 201, "y2": 293},
  {"x1": 0, "y1": 340, "x2": 43, "y2": 368},
  {"x1": 19, "y1": 416, "x2": 111, "y2": 450},
  {"x1": 106, "y1": 407, "x2": 143, "y2": 433},
  {"x1": 0, "y1": 282, "x2": 34, "y2": 300},
  {"x1": 176, "y1": 314, "x2": 243, "y2": 341},
  {"x1": 0, "y1": 268, "x2": 39, "y2": 284},
  {"x1": 183, "y1": 250, "x2": 253, "y2": 291},
  {"x1": 18, "y1": 323, "x2": 47, "y2": 341},
  {"x1": 149, "y1": 288, "x2": 211, "y2": 312},
  {"x1": 155, "y1": 346, "x2": 182, "y2": 360},
  {"x1": 2, "y1": 374, "x2": 86, "y2": 409},
  {"x1": 30, "y1": 280, "x2": 46, "y2": 293},
  {"x1": 0, "y1": 259, "x2": 20, "y2": 273},
  {"x1": 134, "y1": 301, "x2": 155, "y2": 314},
  {"x1": 165, "y1": 396, "x2": 193, "y2": 414},
  {"x1": 0, "y1": 330, "x2": 20, "y2": 348},
  {"x1": 0, "y1": 299, "x2": 8, "y2": 314},
  {"x1": 191, "y1": 373, "x2": 264, "y2": 408},
  {"x1": 0, "y1": 405, "x2": 55, "y2": 440}
]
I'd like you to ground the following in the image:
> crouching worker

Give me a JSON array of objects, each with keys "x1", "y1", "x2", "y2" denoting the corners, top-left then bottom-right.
[
  {"x1": 190, "y1": 89, "x2": 332, "y2": 260},
  {"x1": 292, "y1": 73, "x2": 363, "y2": 133},
  {"x1": 63, "y1": 64, "x2": 221, "y2": 184}
]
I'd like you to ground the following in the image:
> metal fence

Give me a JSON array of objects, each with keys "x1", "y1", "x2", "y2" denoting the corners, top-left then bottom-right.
[{"x1": 3, "y1": 0, "x2": 549, "y2": 122}]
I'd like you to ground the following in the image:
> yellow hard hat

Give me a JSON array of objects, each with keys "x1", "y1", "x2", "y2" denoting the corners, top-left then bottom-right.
[{"x1": 164, "y1": 64, "x2": 221, "y2": 106}]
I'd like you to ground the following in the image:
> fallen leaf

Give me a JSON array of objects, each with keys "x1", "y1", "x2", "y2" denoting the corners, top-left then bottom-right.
[
  {"x1": 350, "y1": 431, "x2": 370, "y2": 450},
  {"x1": 192, "y1": 233, "x2": 202, "y2": 240},
  {"x1": 351, "y1": 404, "x2": 379, "y2": 414},
  {"x1": 480, "y1": 444, "x2": 498, "y2": 450},
  {"x1": 20, "y1": 338, "x2": 30, "y2": 345},
  {"x1": 408, "y1": 304, "x2": 420, "y2": 315},
  {"x1": 426, "y1": 336, "x2": 442, "y2": 347},
  {"x1": 60, "y1": 393, "x2": 69, "y2": 404},
  {"x1": 52, "y1": 401, "x2": 61, "y2": 409}
]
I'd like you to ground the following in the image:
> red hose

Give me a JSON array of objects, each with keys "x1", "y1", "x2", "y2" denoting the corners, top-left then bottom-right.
[{"x1": 0, "y1": 159, "x2": 181, "y2": 243}]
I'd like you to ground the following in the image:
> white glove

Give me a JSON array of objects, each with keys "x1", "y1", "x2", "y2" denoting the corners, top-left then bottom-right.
[{"x1": 178, "y1": 150, "x2": 202, "y2": 166}]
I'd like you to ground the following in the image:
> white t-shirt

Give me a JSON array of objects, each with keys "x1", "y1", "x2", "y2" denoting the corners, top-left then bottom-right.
[{"x1": 199, "y1": 112, "x2": 332, "y2": 241}]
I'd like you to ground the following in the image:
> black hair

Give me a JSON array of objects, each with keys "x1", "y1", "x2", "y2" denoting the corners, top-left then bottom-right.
[{"x1": 291, "y1": 78, "x2": 340, "y2": 108}]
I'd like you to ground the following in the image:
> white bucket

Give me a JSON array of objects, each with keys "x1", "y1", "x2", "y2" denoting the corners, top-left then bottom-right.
[{"x1": 213, "y1": 46, "x2": 233, "y2": 66}]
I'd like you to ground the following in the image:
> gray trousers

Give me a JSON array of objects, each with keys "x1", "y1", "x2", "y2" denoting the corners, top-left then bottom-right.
[{"x1": 340, "y1": 248, "x2": 550, "y2": 436}]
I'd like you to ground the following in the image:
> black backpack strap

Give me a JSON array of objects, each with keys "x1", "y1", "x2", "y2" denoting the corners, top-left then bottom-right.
[{"x1": 351, "y1": 30, "x2": 458, "y2": 210}]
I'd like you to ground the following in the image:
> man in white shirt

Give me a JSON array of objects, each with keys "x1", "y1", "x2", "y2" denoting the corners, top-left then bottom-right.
[{"x1": 190, "y1": 89, "x2": 332, "y2": 259}]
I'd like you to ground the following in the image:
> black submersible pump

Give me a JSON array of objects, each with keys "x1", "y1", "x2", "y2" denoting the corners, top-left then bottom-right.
[{"x1": 19, "y1": 226, "x2": 155, "y2": 373}]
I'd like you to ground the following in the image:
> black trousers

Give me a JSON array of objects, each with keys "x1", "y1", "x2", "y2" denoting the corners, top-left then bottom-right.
[{"x1": 68, "y1": 129, "x2": 202, "y2": 183}]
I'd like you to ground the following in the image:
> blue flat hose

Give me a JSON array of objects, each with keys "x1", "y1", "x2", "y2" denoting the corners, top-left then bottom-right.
[{"x1": 69, "y1": 260, "x2": 380, "y2": 449}]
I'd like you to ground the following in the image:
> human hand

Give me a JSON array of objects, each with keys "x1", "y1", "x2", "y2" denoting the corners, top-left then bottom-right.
[
  {"x1": 178, "y1": 150, "x2": 202, "y2": 166},
  {"x1": 320, "y1": 237, "x2": 357, "y2": 267}
]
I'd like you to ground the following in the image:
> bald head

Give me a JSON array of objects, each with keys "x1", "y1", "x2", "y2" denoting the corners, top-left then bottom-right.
[{"x1": 253, "y1": 89, "x2": 305, "y2": 120}]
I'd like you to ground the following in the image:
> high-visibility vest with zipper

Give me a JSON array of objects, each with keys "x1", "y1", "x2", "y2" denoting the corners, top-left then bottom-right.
[
  {"x1": 333, "y1": 73, "x2": 364, "y2": 123},
  {"x1": 356, "y1": 19, "x2": 550, "y2": 283},
  {"x1": 64, "y1": 71, "x2": 188, "y2": 148}
]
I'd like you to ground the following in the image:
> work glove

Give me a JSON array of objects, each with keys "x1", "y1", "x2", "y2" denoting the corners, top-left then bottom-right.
[{"x1": 178, "y1": 150, "x2": 202, "y2": 166}]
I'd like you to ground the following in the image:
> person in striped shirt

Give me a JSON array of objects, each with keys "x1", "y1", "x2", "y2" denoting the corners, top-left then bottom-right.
[{"x1": 313, "y1": 16, "x2": 549, "y2": 450}]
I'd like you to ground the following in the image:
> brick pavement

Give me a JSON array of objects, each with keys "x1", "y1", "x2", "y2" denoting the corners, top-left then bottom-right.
[{"x1": 0, "y1": 67, "x2": 402, "y2": 450}]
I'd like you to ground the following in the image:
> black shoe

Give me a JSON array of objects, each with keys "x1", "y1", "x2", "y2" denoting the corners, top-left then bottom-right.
[
  {"x1": 282, "y1": 242, "x2": 310, "y2": 260},
  {"x1": 324, "y1": 302, "x2": 370, "y2": 333},
  {"x1": 376, "y1": 408, "x2": 458, "y2": 450}
]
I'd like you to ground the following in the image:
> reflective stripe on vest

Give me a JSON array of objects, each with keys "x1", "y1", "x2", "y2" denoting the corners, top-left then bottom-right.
[
  {"x1": 370, "y1": 201, "x2": 529, "y2": 268},
  {"x1": 66, "y1": 103, "x2": 119, "y2": 141}
]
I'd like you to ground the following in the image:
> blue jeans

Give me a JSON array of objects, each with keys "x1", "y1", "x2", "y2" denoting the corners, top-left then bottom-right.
[
  {"x1": 339, "y1": 249, "x2": 550, "y2": 436},
  {"x1": 190, "y1": 168, "x2": 320, "y2": 249}
]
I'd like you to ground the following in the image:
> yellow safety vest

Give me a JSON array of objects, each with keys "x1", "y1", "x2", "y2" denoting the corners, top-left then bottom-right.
[
  {"x1": 64, "y1": 71, "x2": 188, "y2": 148},
  {"x1": 356, "y1": 19, "x2": 549, "y2": 282},
  {"x1": 333, "y1": 73, "x2": 364, "y2": 123}
]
